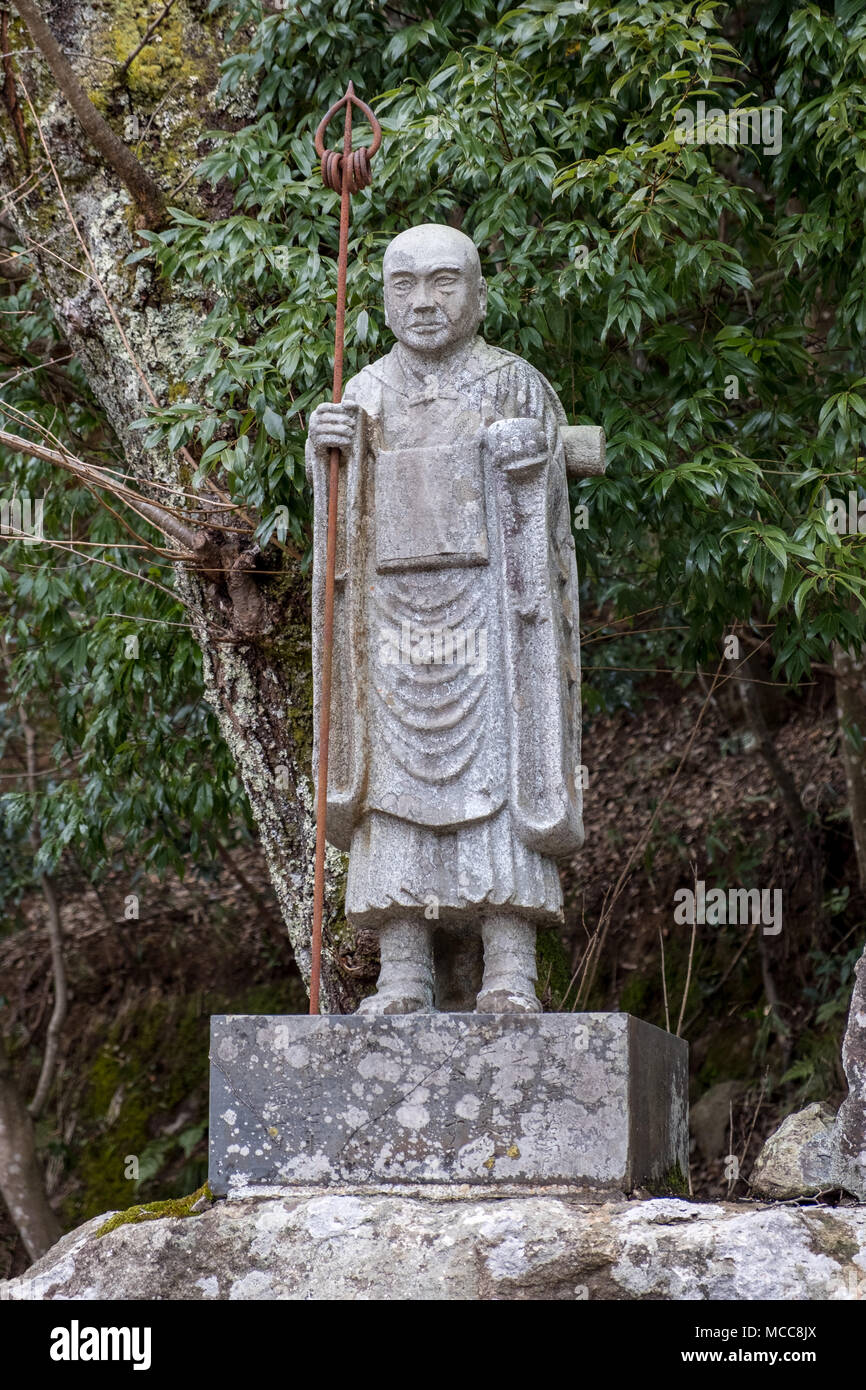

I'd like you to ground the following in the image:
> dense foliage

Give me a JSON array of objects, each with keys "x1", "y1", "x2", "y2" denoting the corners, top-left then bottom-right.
[
  {"x1": 3, "y1": 0, "x2": 866, "y2": 899},
  {"x1": 140, "y1": 0, "x2": 866, "y2": 689},
  {"x1": 2, "y1": 0, "x2": 866, "y2": 1240}
]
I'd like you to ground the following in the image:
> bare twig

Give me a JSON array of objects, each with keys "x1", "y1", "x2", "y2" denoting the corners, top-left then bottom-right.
[
  {"x1": 737, "y1": 652, "x2": 808, "y2": 836},
  {"x1": 681, "y1": 918, "x2": 758, "y2": 1035},
  {"x1": 8, "y1": 535, "x2": 184, "y2": 602},
  {"x1": 575, "y1": 658, "x2": 729, "y2": 1008},
  {"x1": 214, "y1": 840, "x2": 293, "y2": 958},
  {"x1": 739, "y1": 1071, "x2": 768, "y2": 1188},
  {"x1": 0, "y1": 757, "x2": 78, "y2": 779},
  {"x1": 676, "y1": 862, "x2": 698, "y2": 1038},
  {"x1": 0, "y1": 164, "x2": 44, "y2": 212},
  {"x1": 17, "y1": 88, "x2": 265, "y2": 536},
  {"x1": 119, "y1": 0, "x2": 180, "y2": 78},
  {"x1": 0, "y1": 423, "x2": 207, "y2": 555},
  {"x1": 0, "y1": 637, "x2": 68, "y2": 1120},
  {"x1": 658, "y1": 925, "x2": 671, "y2": 1033},
  {"x1": 14, "y1": 88, "x2": 274, "y2": 548},
  {"x1": 19, "y1": 83, "x2": 168, "y2": 405},
  {"x1": 2, "y1": 397, "x2": 243, "y2": 542}
]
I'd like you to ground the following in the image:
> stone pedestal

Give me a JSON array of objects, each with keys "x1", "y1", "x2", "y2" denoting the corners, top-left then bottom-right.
[{"x1": 208, "y1": 1013, "x2": 688, "y2": 1194}]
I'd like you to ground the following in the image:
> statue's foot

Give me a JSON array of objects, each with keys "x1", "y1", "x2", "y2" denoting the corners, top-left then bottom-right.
[
  {"x1": 478, "y1": 914, "x2": 541, "y2": 1014},
  {"x1": 357, "y1": 991, "x2": 432, "y2": 1016},
  {"x1": 357, "y1": 920, "x2": 434, "y2": 1016},
  {"x1": 476, "y1": 987, "x2": 541, "y2": 1015}
]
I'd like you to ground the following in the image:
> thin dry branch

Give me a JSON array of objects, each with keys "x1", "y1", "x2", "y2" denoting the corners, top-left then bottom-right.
[
  {"x1": 17, "y1": 88, "x2": 262, "y2": 532},
  {"x1": 0, "y1": 422, "x2": 207, "y2": 555},
  {"x1": 9, "y1": 535, "x2": 182, "y2": 601},
  {"x1": 675, "y1": 862, "x2": 698, "y2": 1038},
  {"x1": 658, "y1": 925, "x2": 671, "y2": 1033},
  {"x1": 574, "y1": 655, "x2": 730, "y2": 1009},
  {"x1": 119, "y1": 0, "x2": 181, "y2": 78},
  {"x1": 3, "y1": 392, "x2": 247, "y2": 531},
  {"x1": 0, "y1": 637, "x2": 68, "y2": 1120}
]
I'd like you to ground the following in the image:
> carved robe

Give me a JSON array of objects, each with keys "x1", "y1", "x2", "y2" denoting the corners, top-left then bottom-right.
[{"x1": 308, "y1": 336, "x2": 583, "y2": 925}]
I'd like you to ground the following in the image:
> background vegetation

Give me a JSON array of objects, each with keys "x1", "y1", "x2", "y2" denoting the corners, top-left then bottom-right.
[{"x1": 1, "y1": 0, "x2": 865, "y2": 1269}]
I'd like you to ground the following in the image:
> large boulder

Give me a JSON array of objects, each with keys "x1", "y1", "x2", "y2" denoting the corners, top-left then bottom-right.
[
  {"x1": 831, "y1": 946, "x2": 866, "y2": 1200},
  {"x1": 690, "y1": 1080, "x2": 747, "y2": 1163},
  {"x1": 747, "y1": 945, "x2": 866, "y2": 1203},
  {"x1": 2, "y1": 1192, "x2": 864, "y2": 1301},
  {"x1": 750, "y1": 1102, "x2": 835, "y2": 1199}
]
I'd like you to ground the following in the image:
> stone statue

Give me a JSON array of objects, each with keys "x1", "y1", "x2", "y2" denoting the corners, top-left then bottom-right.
[{"x1": 308, "y1": 223, "x2": 599, "y2": 1015}]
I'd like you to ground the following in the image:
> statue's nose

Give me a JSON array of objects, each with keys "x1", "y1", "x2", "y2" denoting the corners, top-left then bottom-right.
[{"x1": 410, "y1": 282, "x2": 436, "y2": 311}]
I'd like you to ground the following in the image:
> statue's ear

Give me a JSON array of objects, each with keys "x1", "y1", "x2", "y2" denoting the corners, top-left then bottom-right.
[{"x1": 478, "y1": 278, "x2": 488, "y2": 320}]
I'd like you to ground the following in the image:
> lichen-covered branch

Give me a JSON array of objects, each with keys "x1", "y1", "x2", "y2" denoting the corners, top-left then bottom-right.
[
  {"x1": 0, "y1": 0, "x2": 371, "y2": 1012},
  {"x1": 12, "y1": 0, "x2": 164, "y2": 224}
]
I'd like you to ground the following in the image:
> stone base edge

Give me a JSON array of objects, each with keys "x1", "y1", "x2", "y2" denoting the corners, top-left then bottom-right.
[{"x1": 222, "y1": 1182, "x2": 634, "y2": 1203}]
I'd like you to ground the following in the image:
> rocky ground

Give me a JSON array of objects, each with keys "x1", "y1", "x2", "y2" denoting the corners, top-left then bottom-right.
[
  {"x1": 1, "y1": 668, "x2": 862, "y2": 1279},
  {"x1": 3, "y1": 1189, "x2": 864, "y2": 1301}
]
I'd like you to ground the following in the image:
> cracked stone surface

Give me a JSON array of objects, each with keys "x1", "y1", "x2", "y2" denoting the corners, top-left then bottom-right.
[
  {"x1": 208, "y1": 1013, "x2": 688, "y2": 1191},
  {"x1": 3, "y1": 1193, "x2": 865, "y2": 1301}
]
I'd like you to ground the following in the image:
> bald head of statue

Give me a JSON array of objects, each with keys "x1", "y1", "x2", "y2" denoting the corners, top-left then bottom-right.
[{"x1": 383, "y1": 224, "x2": 487, "y2": 358}]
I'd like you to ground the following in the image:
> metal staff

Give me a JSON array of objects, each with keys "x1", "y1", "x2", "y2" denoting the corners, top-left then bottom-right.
[{"x1": 309, "y1": 84, "x2": 381, "y2": 1014}]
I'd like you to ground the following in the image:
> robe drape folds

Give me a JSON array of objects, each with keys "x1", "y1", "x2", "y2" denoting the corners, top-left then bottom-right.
[{"x1": 308, "y1": 337, "x2": 583, "y2": 925}]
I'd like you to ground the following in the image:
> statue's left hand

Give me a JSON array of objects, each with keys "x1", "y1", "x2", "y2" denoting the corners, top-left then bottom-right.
[{"x1": 486, "y1": 417, "x2": 546, "y2": 472}]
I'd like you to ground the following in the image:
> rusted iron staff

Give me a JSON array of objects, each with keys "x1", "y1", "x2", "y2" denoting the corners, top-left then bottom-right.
[{"x1": 309, "y1": 84, "x2": 381, "y2": 1014}]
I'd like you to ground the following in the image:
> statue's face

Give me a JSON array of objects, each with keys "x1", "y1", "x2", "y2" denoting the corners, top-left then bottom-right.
[{"x1": 383, "y1": 225, "x2": 487, "y2": 356}]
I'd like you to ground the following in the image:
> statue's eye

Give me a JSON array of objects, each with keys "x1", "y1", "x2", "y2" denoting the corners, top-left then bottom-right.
[
  {"x1": 391, "y1": 278, "x2": 412, "y2": 293},
  {"x1": 435, "y1": 275, "x2": 458, "y2": 290}
]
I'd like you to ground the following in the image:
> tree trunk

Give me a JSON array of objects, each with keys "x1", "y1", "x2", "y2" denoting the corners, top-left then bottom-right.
[
  {"x1": 0, "y1": 1034, "x2": 61, "y2": 1261},
  {"x1": 736, "y1": 654, "x2": 824, "y2": 940},
  {"x1": 0, "y1": 2, "x2": 369, "y2": 1013},
  {"x1": 833, "y1": 644, "x2": 866, "y2": 1181},
  {"x1": 834, "y1": 643, "x2": 866, "y2": 893},
  {"x1": 737, "y1": 658, "x2": 809, "y2": 839}
]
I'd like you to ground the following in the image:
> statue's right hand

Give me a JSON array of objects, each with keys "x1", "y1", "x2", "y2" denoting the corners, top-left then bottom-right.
[{"x1": 308, "y1": 402, "x2": 357, "y2": 462}]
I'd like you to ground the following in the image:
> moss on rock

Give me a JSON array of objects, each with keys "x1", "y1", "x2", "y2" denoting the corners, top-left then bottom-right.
[
  {"x1": 84, "y1": 0, "x2": 224, "y2": 191},
  {"x1": 646, "y1": 1164, "x2": 690, "y2": 1197},
  {"x1": 96, "y1": 1181, "x2": 214, "y2": 1237},
  {"x1": 535, "y1": 927, "x2": 573, "y2": 1010},
  {"x1": 619, "y1": 972, "x2": 653, "y2": 1019},
  {"x1": 105, "y1": 1, "x2": 192, "y2": 104},
  {"x1": 68, "y1": 981, "x2": 301, "y2": 1227}
]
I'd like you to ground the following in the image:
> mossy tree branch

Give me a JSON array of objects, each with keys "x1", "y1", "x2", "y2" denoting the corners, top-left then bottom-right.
[{"x1": 12, "y1": 0, "x2": 164, "y2": 225}]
